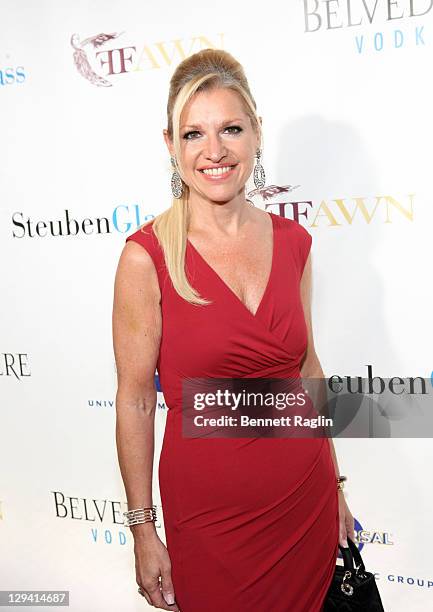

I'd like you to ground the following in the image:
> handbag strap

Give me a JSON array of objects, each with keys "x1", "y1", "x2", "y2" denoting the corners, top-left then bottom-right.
[{"x1": 338, "y1": 536, "x2": 366, "y2": 575}]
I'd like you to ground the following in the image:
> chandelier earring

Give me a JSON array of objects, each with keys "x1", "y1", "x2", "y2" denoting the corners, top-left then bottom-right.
[
  {"x1": 170, "y1": 156, "x2": 183, "y2": 199},
  {"x1": 253, "y1": 148, "x2": 266, "y2": 189}
]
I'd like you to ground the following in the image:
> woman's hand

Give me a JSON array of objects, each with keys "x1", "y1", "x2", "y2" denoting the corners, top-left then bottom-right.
[
  {"x1": 338, "y1": 490, "x2": 355, "y2": 548},
  {"x1": 134, "y1": 530, "x2": 180, "y2": 610}
]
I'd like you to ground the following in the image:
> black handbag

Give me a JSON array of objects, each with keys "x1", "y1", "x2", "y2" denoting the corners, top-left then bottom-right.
[{"x1": 324, "y1": 536, "x2": 385, "y2": 611}]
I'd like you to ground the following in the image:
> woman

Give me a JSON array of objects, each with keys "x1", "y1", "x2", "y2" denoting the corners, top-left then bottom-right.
[{"x1": 113, "y1": 48, "x2": 355, "y2": 612}]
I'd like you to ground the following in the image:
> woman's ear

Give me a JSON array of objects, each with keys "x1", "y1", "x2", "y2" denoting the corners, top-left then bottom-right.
[{"x1": 163, "y1": 129, "x2": 174, "y2": 157}]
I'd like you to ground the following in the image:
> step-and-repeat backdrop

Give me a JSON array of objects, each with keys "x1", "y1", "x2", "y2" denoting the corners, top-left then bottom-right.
[{"x1": 1, "y1": 1, "x2": 431, "y2": 610}]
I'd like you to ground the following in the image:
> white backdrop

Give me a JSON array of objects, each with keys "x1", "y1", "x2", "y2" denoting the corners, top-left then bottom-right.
[{"x1": 1, "y1": 1, "x2": 432, "y2": 610}]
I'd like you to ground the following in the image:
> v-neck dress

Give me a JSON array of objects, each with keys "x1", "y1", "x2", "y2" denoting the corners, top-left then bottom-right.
[{"x1": 125, "y1": 212, "x2": 339, "y2": 612}]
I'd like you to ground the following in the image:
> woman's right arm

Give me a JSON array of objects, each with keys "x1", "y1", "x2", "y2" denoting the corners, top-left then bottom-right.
[{"x1": 112, "y1": 240, "x2": 179, "y2": 611}]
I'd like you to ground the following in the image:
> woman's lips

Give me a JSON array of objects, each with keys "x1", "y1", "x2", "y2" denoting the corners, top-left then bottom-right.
[{"x1": 197, "y1": 165, "x2": 237, "y2": 181}]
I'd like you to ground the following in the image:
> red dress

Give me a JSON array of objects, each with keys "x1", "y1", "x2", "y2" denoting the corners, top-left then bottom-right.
[{"x1": 125, "y1": 211, "x2": 339, "y2": 612}]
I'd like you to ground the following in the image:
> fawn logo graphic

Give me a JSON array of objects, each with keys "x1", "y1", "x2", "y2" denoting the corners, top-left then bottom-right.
[
  {"x1": 71, "y1": 32, "x2": 225, "y2": 87},
  {"x1": 250, "y1": 187, "x2": 416, "y2": 226},
  {"x1": 70, "y1": 32, "x2": 124, "y2": 87},
  {"x1": 247, "y1": 184, "x2": 301, "y2": 200}
]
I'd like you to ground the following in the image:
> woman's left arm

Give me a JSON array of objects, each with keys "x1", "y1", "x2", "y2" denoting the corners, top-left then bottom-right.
[{"x1": 299, "y1": 254, "x2": 355, "y2": 547}]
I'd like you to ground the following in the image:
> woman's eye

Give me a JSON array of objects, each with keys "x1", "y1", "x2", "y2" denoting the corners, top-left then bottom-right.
[
  {"x1": 183, "y1": 126, "x2": 243, "y2": 140},
  {"x1": 183, "y1": 131, "x2": 200, "y2": 140},
  {"x1": 225, "y1": 125, "x2": 242, "y2": 134}
]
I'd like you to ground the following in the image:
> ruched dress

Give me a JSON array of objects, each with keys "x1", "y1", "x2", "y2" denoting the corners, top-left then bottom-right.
[{"x1": 125, "y1": 211, "x2": 339, "y2": 612}]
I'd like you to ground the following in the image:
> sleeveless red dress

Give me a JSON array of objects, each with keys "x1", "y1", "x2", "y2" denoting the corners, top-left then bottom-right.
[{"x1": 125, "y1": 211, "x2": 339, "y2": 612}]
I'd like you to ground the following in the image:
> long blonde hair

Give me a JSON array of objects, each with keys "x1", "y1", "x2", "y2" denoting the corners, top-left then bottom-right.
[{"x1": 140, "y1": 48, "x2": 263, "y2": 306}]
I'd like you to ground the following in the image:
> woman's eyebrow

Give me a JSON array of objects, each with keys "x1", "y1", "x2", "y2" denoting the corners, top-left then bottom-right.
[{"x1": 181, "y1": 118, "x2": 245, "y2": 130}]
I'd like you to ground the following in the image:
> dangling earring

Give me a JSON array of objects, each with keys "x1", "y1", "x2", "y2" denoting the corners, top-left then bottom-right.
[
  {"x1": 253, "y1": 148, "x2": 266, "y2": 189},
  {"x1": 170, "y1": 156, "x2": 183, "y2": 199}
]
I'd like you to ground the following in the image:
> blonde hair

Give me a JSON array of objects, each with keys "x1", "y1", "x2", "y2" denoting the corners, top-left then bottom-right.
[{"x1": 140, "y1": 48, "x2": 263, "y2": 306}]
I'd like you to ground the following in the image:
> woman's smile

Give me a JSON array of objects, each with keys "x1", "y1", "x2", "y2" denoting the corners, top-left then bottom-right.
[{"x1": 197, "y1": 163, "x2": 238, "y2": 181}]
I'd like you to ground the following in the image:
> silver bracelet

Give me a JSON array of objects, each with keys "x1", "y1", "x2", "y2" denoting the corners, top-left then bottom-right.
[{"x1": 123, "y1": 505, "x2": 157, "y2": 527}]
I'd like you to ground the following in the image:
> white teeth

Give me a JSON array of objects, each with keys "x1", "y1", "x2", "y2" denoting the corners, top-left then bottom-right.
[{"x1": 201, "y1": 166, "x2": 234, "y2": 176}]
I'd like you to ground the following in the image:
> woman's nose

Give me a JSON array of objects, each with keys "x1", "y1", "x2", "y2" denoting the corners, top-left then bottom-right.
[{"x1": 204, "y1": 133, "x2": 227, "y2": 160}]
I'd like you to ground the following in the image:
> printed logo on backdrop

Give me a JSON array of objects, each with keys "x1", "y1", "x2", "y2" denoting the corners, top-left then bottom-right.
[
  {"x1": 0, "y1": 54, "x2": 25, "y2": 87},
  {"x1": 321, "y1": 365, "x2": 432, "y2": 438},
  {"x1": 352, "y1": 517, "x2": 394, "y2": 554},
  {"x1": 352, "y1": 519, "x2": 431, "y2": 591},
  {"x1": 11, "y1": 208, "x2": 154, "y2": 238},
  {"x1": 10, "y1": 187, "x2": 416, "y2": 239},
  {"x1": 71, "y1": 31, "x2": 225, "y2": 87},
  {"x1": 249, "y1": 186, "x2": 415, "y2": 226},
  {"x1": 303, "y1": 0, "x2": 429, "y2": 53},
  {"x1": 0, "y1": 352, "x2": 31, "y2": 380}
]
